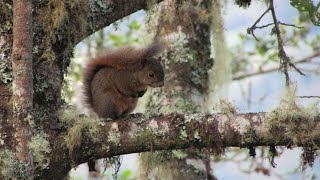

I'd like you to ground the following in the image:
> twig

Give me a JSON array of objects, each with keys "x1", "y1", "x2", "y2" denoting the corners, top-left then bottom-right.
[
  {"x1": 255, "y1": 23, "x2": 274, "y2": 29},
  {"x1": 279, "y1": 22, "x2": 303, "y2": 29},
  {"x1": 297, "y1": 96, "x2": 320, "y2": 99},
  {"x1": 247, "y1": 7, "x2": 271, "y2": 41},
  {"x1": 269, "y1": 0, "x2": 305, "y2": 87},
  {"x1": 255, "y1": 22, "x2": 304, "y2": 29},
  {"x1": 233, "y1": 52, "x2": 320, "y2": 80}
]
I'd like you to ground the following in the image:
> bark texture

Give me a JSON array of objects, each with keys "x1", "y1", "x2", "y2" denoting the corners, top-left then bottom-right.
[
  {"x1": 12, "y1": 0, "x2": 34, "y2": 178},
  {"x1": 0, "y1": 0, "x2": 164, "y2": 178}
]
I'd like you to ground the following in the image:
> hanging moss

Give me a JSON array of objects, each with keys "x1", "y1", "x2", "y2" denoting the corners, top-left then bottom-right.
[
  {"x1": 58, "y1": 108, "x2": 98, "y2": 155},
  {"x1": 301, "y1": 146, "x2": 317, "y2": 169},
  {"x1": 268, "y1": 145, "x2": 278, "y2": 168},
  {"x1": 266, "y1": 86, "x2": 319, "y2": 167},
  {"x1": 39, "y1": 0, "x2": 89, "y2": 61},
  {"x1": 138, "y1": 151, "x2": 179, "y2": 180}
]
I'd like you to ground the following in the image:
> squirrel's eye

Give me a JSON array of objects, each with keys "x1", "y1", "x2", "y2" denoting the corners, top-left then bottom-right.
[{"x1": 148, "y1": 72, "x2": 155, "y2": 78}]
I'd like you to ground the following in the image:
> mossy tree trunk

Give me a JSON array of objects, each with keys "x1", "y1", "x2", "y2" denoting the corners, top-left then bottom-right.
[
  {"x1": 139, "y1": 0, "x2": 215, "y2": 179},
  {"x1": 0, "y1": 0, "x2": 163, "y2": 179}
]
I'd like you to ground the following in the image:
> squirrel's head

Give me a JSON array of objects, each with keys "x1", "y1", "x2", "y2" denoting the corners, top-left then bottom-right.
[{"x1": 137, "y1": 57, "x2": 164, "y2": 87}]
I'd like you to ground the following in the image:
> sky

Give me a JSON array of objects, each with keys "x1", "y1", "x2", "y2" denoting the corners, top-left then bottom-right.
[{"x1": 71, "y1": 0, "x2": 320, "y2": 179}]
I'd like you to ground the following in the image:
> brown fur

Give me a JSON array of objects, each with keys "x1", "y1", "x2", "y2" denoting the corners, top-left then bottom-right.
[{"x1": 82, "y1": 41, "x2": 165, "y2": 118}]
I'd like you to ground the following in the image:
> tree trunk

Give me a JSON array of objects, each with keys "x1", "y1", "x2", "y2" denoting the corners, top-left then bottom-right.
[
  {"x1": 0, "y1": 0, "x2": 164, "y2": 179},
  {"x1": 139, "y1": 0, "x2": 215, "y2": 179}
]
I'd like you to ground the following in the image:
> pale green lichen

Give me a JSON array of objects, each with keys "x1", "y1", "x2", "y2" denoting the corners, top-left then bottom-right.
[
  {"x1": 186, "y1": 158, "x2": 206, "y2": 174},
  {"x1": 179, "y1": 129, "x2": 188, "y2": 141},
  {"x1": 168, "y1": 30, "x2": 192, "y2": 64},
  {"x1": 172, "y1": 150, "x2": 188, "y2": 160},
  {"x1": 0, "y1": 36, "x2": 13, "y2": 84},
  {"x1": 0, "y1": 149, "x2": 28, "y2": 179},
  {"x1": 28, "y1": 132, "x2": 51, "y2": 169},
  {"x1": 194, "y1": 130, "x2": 201, "y2": 142}
]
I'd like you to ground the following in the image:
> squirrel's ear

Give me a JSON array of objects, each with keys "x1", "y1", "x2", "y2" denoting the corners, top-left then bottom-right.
[
  {"x1": 140, "y1": 58, "x2": 147, "y2": 68},
  {"x1": 157, "y1": 57, "x2": 162, "y2": 61}
]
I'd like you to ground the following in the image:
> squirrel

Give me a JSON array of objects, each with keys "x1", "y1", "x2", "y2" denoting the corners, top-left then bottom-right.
[{"x1": 82, "y1": 40, "x2": 165, "y2": 171}]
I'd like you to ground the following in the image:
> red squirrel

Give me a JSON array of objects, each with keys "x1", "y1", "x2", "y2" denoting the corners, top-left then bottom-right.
[{"x1": 82, "y1": 41, "x2": 165, "y2": 171}]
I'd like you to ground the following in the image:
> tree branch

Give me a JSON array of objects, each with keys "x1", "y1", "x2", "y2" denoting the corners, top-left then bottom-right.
[
  {"x1": 297, "y1": 96, "x2": 320, "y2": 99},
  {"x1": 80, "y1": 0, "x2": 163, "y2": 44},
  {"x1": 12, "y1": 0, "x2": 34, "y2": 177},
  {"x1": 233, "y1": 51, "x2": 320, "y2": 80},
  {"x1": 269, "y1": 0, "x2": 305, "y2": 87},
  {"x1": 247, "y1": 7, "x2": 271, "y2": 41},
  {"x1": 37, "y1": 111, "x2": 320, "y2": 179}
]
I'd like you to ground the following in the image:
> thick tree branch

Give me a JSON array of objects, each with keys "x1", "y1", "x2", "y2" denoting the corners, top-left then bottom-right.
[
  {"x1": 81, "y1": 0, "x2": 163, "y2": 44},
  {"x1": 38, "y1": 111, "x2": 320, "y2": 179}
]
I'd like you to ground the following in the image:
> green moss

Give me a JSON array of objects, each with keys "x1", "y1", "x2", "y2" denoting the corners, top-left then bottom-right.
[
  {"x1": 58, "y1": 108, "x2": 98, "y2": 154},
  {"x1": 40, "y1": 0, "x2": 89, "y2": 61},
  {"x1": 28, "y1": 132, "x2": 51, "y2": 169}
]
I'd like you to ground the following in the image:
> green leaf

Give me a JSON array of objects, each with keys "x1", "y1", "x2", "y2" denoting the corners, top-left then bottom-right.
[
  {"x1": 119, "y1": 169, "x2": 133, "y2": 180},
  {"x1": 290, "y1": 0, "x2": 320, "y2": 26},
  {"x1": 129, "y1": 20, "x2": 140, "y2": 30}
]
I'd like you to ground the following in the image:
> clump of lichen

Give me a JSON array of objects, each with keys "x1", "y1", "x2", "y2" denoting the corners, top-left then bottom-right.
[
  {"x1": 266, "y1": 86, "x2": 319, "y2": 167},
  {"x1": 58, "y1": 108, "x2": 98, "y2": 154},
  {"x1": 217, "y1": 99, "x2": 238, "y2": 117},
  {"x1": 266, "y1": 86, "x2": 319, "y2": 145},
  {"x1": 28, "y1": 132, "x2": 51, "y2": 169},
  {"x1": 0, "y1": 149, "x2": 28, "y2": 179}
]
